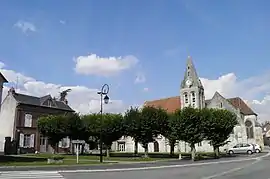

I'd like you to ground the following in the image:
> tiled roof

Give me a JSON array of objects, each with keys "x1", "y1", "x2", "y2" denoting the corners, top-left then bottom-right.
[
  {"x1": 145, "y1": 96, "x2": 256, "y2": 116},
  {"x1": 12, "y1": 93, "x2": 74, "y2": 112},
  {"x1": 227, "y1": 97, "x2": 257, "y2": 116},
  {"x1": 144, "y1": 96, "x2": 181, "y2": 113}
]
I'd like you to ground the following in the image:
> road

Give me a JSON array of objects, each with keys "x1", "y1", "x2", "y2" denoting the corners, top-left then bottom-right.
[{"x1": 1, "y1": 153, "x2": 270, "y2": 179}]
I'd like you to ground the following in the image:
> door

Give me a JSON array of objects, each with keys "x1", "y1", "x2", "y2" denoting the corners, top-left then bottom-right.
[
  {"x1": 39, "y1": 136, "x2": 47, "y2": 153},
  {"x1": 118, "y1": 142, "x2": 125, "y2": 152},
  {"x1": 154, "y1": 141, "x2": 159, "y2": 152}
]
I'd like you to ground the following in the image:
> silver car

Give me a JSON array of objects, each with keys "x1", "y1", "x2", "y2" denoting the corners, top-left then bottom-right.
[{"x1": 227, "y1": 143, "x2": 255, "y2": 155}]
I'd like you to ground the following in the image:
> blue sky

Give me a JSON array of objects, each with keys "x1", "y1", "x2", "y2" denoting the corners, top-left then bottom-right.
[{"x1": 0, "y1": 0, "x2": 270, "y2": 112}]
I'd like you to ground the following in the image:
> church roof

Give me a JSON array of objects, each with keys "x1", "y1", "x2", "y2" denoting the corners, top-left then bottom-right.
[
  {"x1": 144, "y1": 96, "x2": 257, "y2": 115},
  {"x1": 144, "y1": 96, "x2": 181, "y2": 113}
]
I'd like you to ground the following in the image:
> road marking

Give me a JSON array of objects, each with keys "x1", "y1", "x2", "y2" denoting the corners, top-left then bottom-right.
[
  {"x1": 57, "y1": 152, "x2": 270, "y2": 173},
  {"x1": 201, "y1": 152, "x2": 270, "y2": 179},
  {"x1": 0, "y1": 171, "x2": 65, "y2": 179}
]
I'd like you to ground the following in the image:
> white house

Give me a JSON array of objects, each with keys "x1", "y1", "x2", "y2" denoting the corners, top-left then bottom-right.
[{"x1": 111, "y1": 56, "x2": 264, "y2": 153}]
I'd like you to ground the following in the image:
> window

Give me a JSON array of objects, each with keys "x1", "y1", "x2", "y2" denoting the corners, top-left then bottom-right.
[
  {"x1": 20, "y1": 134, "x2": 35, "y2": 148},
  {"x1": 118, "y1": 142, "x2": 125, "y2": 152},
  {"x1": 209, "y1": 141, "x2": 212, "y2": 146},
  {"x1": 198, "y1": 142, "x2": 202, "y2": 146},
  {"x1": 184, "y1": 93, "x2": 188, "y2": 104},
  {"x1": 24, "y1": 114, "x2": 32, "y2": 127},
  {"x1": 245, "y1": 120, "x2": 254, "y2": 139},
  {"x1": 48, "y1": 100, "x2": 52, "y2": 107},
  {"x1": 220, "y1": 102, "x2": 223, "y2": 108},
  {"x1": 192, "y1": 92, "x2": 195, "y2": 102}
]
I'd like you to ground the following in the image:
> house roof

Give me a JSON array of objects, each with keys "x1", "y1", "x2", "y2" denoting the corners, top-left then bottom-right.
[
  {"x1": 12, "y1": 92, "x2": 74, "y2": 112},
  {"x1": 144, "y1": 95, "x2": 257, "y2": 116},
  {"x1": 0, "y1": 72, "x2": 8, "y2": 83}
]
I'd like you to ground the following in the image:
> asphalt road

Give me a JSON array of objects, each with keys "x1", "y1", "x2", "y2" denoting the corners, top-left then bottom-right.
[{"x1": 0, "y1": 152, "x2": 269, "y2": 179}]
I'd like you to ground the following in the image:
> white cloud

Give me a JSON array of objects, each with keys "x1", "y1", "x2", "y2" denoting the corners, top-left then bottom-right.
[
  {"x1": 60, "y1": 20, "x2": 66, "y2": 24},
  {"x1": 14, "y1": 21, "x2": 36, "y2": 33},
  {"x1": 143, "y1": 87, "x2": 149, "y2": 92},
  {"x1": 74, "y1": 54, "x2": 138, "y2": 77},
  {"x1": 134, "y1": 72, "x2": 146, "y2": 84},
  {"x1": 1, "y1": 62, "x2": 126, "y2": 114}
]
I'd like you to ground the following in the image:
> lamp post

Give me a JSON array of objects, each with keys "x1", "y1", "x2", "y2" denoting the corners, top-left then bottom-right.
[{"x1": 97, "y1": 84, "x2": 110, "y2": 163}]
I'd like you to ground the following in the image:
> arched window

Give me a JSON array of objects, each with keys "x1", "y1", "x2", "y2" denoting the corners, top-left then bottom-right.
[
  {"x1": 245, "y1": 120, "x2": 254, "y2": 139},
  {"x1": 184, "y1": 92, "x2": 188, "y2": 104},
  {"x1": 191, "y1": 91, "x2": 196, "y2": 103}
]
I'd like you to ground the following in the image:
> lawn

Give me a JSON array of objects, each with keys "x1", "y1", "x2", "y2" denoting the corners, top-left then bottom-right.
[
  {"x1": 21, "y1": 153, "x2": 170, "y2": 162},
  {"x1": 0, "y1": 159, "x2": 104, "y2": 166}
]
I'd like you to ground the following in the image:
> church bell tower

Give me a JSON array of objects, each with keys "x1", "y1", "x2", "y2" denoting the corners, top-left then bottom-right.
[{"x1": 180, "y1": 56, "x2": 205, "y2": 109}]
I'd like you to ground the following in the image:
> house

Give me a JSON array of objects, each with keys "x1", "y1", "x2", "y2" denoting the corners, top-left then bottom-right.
[
  {"x1": 262, "y1": 122, "x2": 270, "y2": 146},
  {"x1": 0, "y1": 87, "x2": 74, "y2": 153},
  {"x1": 112, "y1": 56, "x2": 264, "y2": 153}
]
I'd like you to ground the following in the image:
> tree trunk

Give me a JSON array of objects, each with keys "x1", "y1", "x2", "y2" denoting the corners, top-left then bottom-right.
[
  {"x1": 190, "y1": 143, "x2": 196, "y2": 161},
  {"x1": 170, "y1": 141, "x2": 175, "y2": 157},
  {"x1": 143, "y1": 144, "x2": 149, "y2": 158},
  {"x1": 134, "y1": 140, "x2": 138, "y2": 156},
  {"x1": 213, "y1": 146, "x2": 220, "y2": 158}
]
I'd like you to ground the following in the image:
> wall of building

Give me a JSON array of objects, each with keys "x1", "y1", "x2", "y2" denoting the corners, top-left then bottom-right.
[{"x1": 0, "y1": 95, "x2": 17, "y2": 152}]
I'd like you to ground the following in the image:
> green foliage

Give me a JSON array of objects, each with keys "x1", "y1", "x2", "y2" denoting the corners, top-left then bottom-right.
[
  {"x1": 123, "y1": 107, "x2": 141, "y2": 142},
  {"x1": 37, "y1": 115, "x2": 67, "y2": 149},
  {"x1": 62, "y1": 113, "x2": 85, "y2": 140},
  {"x1": 204, "y1": 108, "x2": 238, "y2": 148},
  {"x1": 174, "y1": 107, "x2": 205, "y2": 146}
]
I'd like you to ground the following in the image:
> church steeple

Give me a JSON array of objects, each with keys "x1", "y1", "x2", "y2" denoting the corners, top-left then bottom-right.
[
  {"x1": 180, "y1": 56, "x2": 205, "y2": 109},
  {"x1": 180, "y1": 56, "x2": 203, "y2": 89}
]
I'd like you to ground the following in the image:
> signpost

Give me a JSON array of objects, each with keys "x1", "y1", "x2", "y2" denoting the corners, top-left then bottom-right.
[{"x1": 72, "y1": 140, "x2": 85, "y2": 164}]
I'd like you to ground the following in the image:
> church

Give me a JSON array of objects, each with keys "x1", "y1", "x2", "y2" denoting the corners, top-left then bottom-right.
[{"x1": 111, "y1": 56, "x2": 264, "y2": 153}]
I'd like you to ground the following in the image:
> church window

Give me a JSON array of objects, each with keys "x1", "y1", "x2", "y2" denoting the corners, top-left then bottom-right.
[
  {"x1": 245, "y1": 120, "x2": 254, "y2": 139},
  {"x1": 184, "y1": 93, "x2": 188, "y2": 104},
  {"x1": 187, "y1": 71, "x2": 190, "y2": 76},
  {"x1": 192, "y1": 92, "x2": 196, "y2": 102}
]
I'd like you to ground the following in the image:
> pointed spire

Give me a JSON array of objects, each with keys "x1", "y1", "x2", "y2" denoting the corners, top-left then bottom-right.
[{"x1": 180, "y1": 56, "x2": 203, "y2": 89}]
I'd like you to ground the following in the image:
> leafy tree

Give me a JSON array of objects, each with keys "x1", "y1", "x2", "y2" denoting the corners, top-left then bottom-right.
[
  {"x1": 174, "y1": 107, "x2": 205, "y2": 161},
  {"x1": 138, "y1": 106, "x2": 168, "y2": 157},
  {"x1": 123, "y1": 107, "x2": 142, "y2": 155},
  {"x1": 102, "y1": 113, "x2": 124, "y2": 156},
  {"x1": 163, "y1": 113, "x2": 178, "y2": 156},
  {"x1": 37, "y1": 115, "x2": 67, "y2": 153},
  {"x1": 204, "y1": 108, "x2": 238, "y2": 158}
]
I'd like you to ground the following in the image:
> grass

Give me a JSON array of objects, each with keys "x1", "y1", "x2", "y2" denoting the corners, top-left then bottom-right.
[
  {"x1": 0, "y1": 160, "x2": 104, "y2": 167},
  {"x1": 21, "y1": 153, "x2": 170, "y2": 162}
]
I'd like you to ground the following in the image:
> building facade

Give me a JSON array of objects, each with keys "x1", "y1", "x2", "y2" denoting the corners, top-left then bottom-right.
[
  {"x1": 112, "y1": 56, "x2": 264, "y2": 153},
  {"x1": 0, "y1": 87, "x2": 74, "y2": 153}
]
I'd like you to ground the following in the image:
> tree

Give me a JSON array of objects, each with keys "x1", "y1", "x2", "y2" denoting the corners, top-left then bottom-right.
[
  {"x1": 163, "y1": 113, "x2": 178, "y2": 156},
  {"x1": 123, "y1": 107, "x2": 142, "y2": 155},
  {"x1": 138, "y1": 106, "x2": 168, "y2": 157},
  {"x1": 204, "y1": 108, "x2": 238, "y2": 158},
  {"x1": 101, "y1": 113, "x2": 124, "y2": 156},
  {"x1": 174, "y1": 107, "x2": 205, "y2": 161},
  {"x1": 37, "y1": 115, "x2": 67, "y2": 153}
]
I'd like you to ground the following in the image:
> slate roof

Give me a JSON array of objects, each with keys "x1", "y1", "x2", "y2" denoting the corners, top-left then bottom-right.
[
  {"x1": 12, "y1": 92, "x2": 74, "y2": 112},
  {"x1": 145, "y1": 95, "x2": 257, "y2": 116},
  {"x1": 0, "y1": 72, "x2": 8, "y2": 83}
]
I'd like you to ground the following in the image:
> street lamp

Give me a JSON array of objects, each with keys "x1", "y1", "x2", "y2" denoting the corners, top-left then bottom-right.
[{"x1": 97, "y1": 84, "x2": 110, "y2": 163}]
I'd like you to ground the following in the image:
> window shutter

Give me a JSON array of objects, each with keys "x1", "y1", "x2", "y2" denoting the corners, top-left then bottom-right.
[
  {"x1": 30, "y1": 134, "x2": 35, "y2": 148},
  {"x1": 19, "y1": 133, "x2": 24, "y2": 147}
]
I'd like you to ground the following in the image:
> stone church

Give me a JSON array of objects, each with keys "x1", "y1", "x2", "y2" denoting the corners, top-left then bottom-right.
[{"x1": 111, "y1": 56, "x2": 264, "y2": 153}]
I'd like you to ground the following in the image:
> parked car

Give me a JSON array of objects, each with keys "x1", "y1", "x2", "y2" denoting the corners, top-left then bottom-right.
[
  {"x1": 252, "y1": 144, "x2": 262, "y2": 153},
  {"x1": 227, "y1": 143, "x2": 255, "y2": 155}
]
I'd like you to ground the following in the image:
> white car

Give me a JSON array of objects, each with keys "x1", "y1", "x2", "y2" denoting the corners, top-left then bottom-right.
[
  {"x1": 253, "y1": 144, "x2": 262, "y2": 153},
  {"x1": 227, "y1": 143, "x2": 255, "y2": 155}
]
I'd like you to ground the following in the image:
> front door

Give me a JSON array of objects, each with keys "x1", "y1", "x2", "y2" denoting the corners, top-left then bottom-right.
[{"x1": 39, "y1": 136, "x2": 47, "y2": 153}]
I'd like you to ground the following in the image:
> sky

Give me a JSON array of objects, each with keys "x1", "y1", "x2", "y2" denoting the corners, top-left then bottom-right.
[{"x1": 0, "y1": 0, "x2": 270, "y2": 121}]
